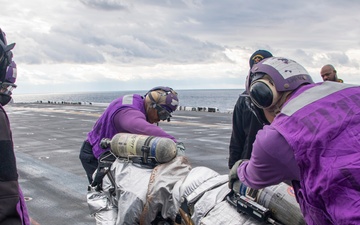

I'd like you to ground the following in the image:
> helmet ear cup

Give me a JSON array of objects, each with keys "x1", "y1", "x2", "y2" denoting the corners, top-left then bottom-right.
[
  {"x1": 249, "y1": 78, "x2": 280, "y2": 109},
  {"x1": 250, "y1": 82, "x2": 273, "y2": 108}
]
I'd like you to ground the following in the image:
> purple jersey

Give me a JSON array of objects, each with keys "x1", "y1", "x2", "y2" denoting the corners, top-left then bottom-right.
[
  {"x1": 87, "y1": 94, "x2": 176, "y2": 158},
  {"x1": 238, "y1": 82, "x2": 360, "y2": 224}
]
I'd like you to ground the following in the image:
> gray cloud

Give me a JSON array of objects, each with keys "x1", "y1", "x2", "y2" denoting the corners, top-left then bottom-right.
[
  {"x1": 13, "y1": 0, "x2": 360, "y2": 65},
  {"x1": 2, "y1": 0, "x2": 360, "y2": 94},
  {"x1": 23, "y1": 22, "x2": 229, "y2": 65},
  {"x1": 80, "y1": 0, "x2": 131, "y2": 10},
  {"x1": 17, "y1": 29, "x2": 105, "y2": 64}
]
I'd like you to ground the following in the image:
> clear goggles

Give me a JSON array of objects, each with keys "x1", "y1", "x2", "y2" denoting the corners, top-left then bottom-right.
[{"x1": 155, "y1": 104, "x2": 172, "y2": 121}]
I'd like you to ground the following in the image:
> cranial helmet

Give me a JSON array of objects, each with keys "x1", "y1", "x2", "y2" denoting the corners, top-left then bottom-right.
[
  {"x1": 145, "y1": 86, "x2": 179, "y2": 121},
  {"x1": 0, "y1": 29, "x2": 15, "y2": 75},
  {"x1": 0, "y1": 28, "x2": 16, "y2": 106},
  {"x1": 246, "y1": 57, "x2": 314, "y2": 109}
]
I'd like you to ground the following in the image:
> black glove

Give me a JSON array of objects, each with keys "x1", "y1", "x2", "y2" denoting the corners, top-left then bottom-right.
[{"x1": 228, "y1": 159, "x2": 243, "y2": 189}]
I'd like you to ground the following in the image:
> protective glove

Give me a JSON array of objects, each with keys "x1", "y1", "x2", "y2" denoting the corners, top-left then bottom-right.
[
  {"x1": 176, "y1": 142, "x2": 186, "y2": 156},
  {"x1": 228, "y1": 159, "x2": 244, "y2": 189},
  {"x1": 232, "y1": 180, "x2": 242, "y2": 194}
]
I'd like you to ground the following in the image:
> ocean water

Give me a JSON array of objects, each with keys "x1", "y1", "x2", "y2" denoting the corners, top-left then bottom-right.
[{"x1": 12, "y1": 89, "x2": 244, "y2": 113}]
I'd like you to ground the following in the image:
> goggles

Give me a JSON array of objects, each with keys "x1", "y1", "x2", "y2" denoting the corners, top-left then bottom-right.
[
  {"x1": 1, "y1": 82, "x2": 17, "y2": 95},
  {"x1": 147, "y1": 89, "x2": 175, "y2": 122},
  {"x1": 154, "y1": 104, "x2": 172, "y2": 122}
]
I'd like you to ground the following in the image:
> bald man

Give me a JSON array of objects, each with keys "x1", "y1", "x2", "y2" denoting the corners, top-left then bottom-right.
[{"x1": 320, "y1": 64, "x2": 343, "y2": 82}]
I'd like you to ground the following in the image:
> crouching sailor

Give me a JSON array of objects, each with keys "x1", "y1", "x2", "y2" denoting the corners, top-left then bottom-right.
[{"x1": 79, "y1": 86, "x2": 184, "y2": 184}]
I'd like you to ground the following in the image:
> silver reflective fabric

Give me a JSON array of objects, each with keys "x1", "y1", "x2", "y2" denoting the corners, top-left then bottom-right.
[
  {"x1": 87, "y1": 186, "x2": 118, "y2": 225},
  {"x1": 87, "y1": 156, "x2": 291, "y2": 225},
  {"x1": 110, "y1": 160, "x2": 153, "y2": 225},
  {"x1": 140, "y1": 156, "x2": 192, "y2": 224},
  {"x1": 88, "y1": 159, "x2": 153, "y2": 225},
  {"x1": 94, "y1": 208, "x2": 118, "y2": 225},
  {"x1": 199, "y1": 200, "x2": 261, "y2": 225},
  {"x1": 191, "y1": 182, "x2": 230, "y2": 224}
]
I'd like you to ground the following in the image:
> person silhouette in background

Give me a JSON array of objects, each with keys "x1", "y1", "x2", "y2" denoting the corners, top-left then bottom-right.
[
  {"x1": 228, "y1": 50, "x2": 273, "y2": 169},
  {"x1": 320, "y1": 64, "x2": 343, "y2": 82},
  {"x1": 0, "y1": 28, "x2": 30, "y2": 225}
]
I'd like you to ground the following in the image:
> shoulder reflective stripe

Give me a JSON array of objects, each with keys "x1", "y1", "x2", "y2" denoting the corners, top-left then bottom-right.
[
  {"x1": 122, "y1": 94, "x2": 134, "y2": 105},
  {"x1": 282, "y1": 82, "x2": 358, "y2": 116}
]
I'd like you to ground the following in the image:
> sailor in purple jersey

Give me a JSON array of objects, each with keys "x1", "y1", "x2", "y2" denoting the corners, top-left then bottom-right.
[
  {"x1": 80, "y1": 86, "x2": 181, "y2": 183},
  {"x1": 229, "y1": 57, "x2": 360, "y2": 225},
  {"x1": 0, "y1": 28, "x2": 30, "y2": 225}
]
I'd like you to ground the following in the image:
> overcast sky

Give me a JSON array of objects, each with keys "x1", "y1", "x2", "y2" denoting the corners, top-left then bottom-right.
[{"x1": 2, "y1": 0, "x2": 360, "y2": 94}]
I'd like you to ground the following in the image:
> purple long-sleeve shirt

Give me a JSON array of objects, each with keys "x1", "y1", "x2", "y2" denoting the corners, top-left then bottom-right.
[
  {"x1": 237, "y1": 125, "x2": 300, "y2": 189},
  {"x1": 237, "y1": 82, "x2": 360, "y2": 224},
  {"x1": 87, "y1": 94, "x2": 176, "y2": 158},
  {"x1": 113, "y1": 107, "x2": 176, "y2": 140}
]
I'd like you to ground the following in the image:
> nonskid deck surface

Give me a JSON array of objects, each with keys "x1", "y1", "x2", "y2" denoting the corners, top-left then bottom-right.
[{"x1": 6, "y1": 103, "x2": 232, "y2": 225}]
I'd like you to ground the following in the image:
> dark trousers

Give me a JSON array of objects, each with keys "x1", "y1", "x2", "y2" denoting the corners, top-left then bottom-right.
[{"x1": 79, "y1": 141, "x2": 98, "y2": 184}]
